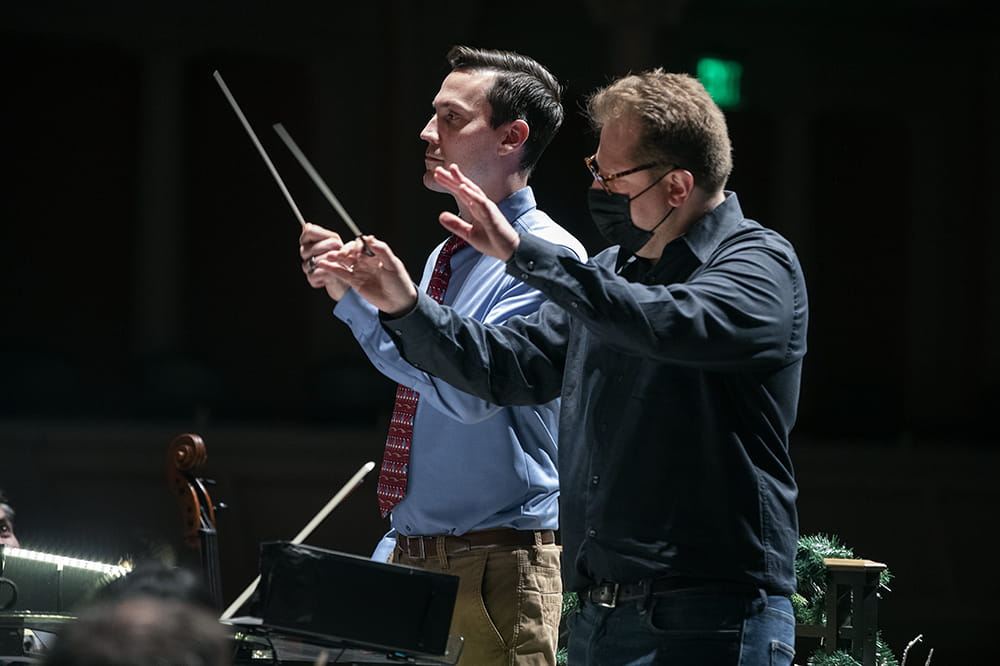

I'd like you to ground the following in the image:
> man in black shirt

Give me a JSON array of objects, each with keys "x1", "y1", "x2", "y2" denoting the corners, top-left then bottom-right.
[{"x1": 317, "y1": 70, "x2": 807, "y2": 665}]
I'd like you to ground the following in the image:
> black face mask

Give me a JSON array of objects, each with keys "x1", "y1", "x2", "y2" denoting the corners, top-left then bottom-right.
[{"x1": 587, "y1": 171, "x2": 675, "y2": 264}]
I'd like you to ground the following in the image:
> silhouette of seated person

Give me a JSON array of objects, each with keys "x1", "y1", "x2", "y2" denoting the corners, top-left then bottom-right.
[{"x1": 43, "y1": 563, "x2": 230, "y2": 666}]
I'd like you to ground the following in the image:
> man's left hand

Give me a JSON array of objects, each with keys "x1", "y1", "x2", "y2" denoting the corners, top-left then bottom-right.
[{"x1": 433, "y1": 164, "x2": 521, "y2": 261}]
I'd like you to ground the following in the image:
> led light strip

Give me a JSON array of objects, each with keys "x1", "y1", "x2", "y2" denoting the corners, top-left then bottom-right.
[{"x1": 2, "y1": 546, "x2": 132, "y2": 578}]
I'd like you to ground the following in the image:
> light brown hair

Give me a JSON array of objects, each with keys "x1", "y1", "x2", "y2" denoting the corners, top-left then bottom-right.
[{"x1": 588, "y1": 70, "x2": 732, "y2": 191}]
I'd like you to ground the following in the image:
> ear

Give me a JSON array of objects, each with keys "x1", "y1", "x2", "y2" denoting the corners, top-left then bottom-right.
[
  {"x1": 498, "y1": 119, "x2": 530, "y2": 156},
  {"x1": 665, "y1": 168, "x2": 696, "y2": 207}
]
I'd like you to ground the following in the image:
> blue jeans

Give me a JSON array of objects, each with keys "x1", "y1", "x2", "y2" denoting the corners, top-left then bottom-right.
[{"x1": 567, "y1": 585, "x2": 795, "y2": 665}]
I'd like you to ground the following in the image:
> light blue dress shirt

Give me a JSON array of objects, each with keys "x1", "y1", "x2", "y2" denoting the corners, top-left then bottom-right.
[{"x1": 332, "y1": 187, "x2": 586, "y2": 561}]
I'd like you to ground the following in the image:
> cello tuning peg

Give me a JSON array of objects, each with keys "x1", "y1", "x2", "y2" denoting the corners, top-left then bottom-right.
[{"x1": 215, "y1": 502, "x2": 229, "y2": 512}]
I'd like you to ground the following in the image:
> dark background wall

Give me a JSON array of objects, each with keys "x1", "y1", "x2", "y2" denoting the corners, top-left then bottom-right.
[{"x1": 2, "y1": 1, "x2": 996, "y2": 663}]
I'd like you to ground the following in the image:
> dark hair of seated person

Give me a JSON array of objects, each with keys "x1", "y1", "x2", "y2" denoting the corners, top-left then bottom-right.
[
  {"x1": 92, "y1": 562, "x2": 216, "y2": 611},
  {"x1": 43, "y1": 596, "x2": 231, "y2": 666}
]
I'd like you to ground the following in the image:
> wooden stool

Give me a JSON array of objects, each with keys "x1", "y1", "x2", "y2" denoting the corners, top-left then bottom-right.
[{"x1": 796, "y1": 558, "x2": 887, "y2": 666}]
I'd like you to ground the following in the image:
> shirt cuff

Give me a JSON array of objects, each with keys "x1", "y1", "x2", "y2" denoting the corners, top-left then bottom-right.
[
  {"x1": 506, "y1": 232, "x2": 559, "y2": 285},
  {"x1": 334, "y1": 289, "x2": 380, "y2": 336},
  {"x1": 377, "y1": 292, "x2": 442, "y2": 372}
]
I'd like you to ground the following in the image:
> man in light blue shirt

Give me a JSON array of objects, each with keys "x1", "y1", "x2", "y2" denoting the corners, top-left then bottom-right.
[{"x1": 300, "y1": 46, "x2": 585, "y2": 665}]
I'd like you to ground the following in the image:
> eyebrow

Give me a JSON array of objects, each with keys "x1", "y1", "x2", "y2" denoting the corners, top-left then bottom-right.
[{"x1": 432, "y1": 99, "x2": 472, "y2": 115}]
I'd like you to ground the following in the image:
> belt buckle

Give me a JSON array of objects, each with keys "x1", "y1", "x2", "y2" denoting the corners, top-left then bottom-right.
[
  {"x1": 404, "y1": 535, "x2": 427, "y2": 559},
  {"x1": 593, "y1": 582, "x2": 619, "y2": 608}
]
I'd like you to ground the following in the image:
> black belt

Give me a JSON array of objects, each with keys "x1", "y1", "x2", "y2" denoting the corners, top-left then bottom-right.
[
  {"x1": 396, "y1": 528, "x2": 556, "y2": 560},
  {"x1": 584, "y1": 577, "x2": 757, "y2": 608}
]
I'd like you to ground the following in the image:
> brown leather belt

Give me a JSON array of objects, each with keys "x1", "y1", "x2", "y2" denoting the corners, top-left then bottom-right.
[{"x1": 395, "y1": 528, "x2": 556, "y2": 560}]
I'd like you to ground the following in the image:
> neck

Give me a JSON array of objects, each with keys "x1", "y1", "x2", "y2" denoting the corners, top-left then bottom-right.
[
  {"x1": 638, "y1": 188, "x2": 726, "y2": 261},
  {"x1": 457, "y1": 171, "x2": 527, "y2": 218}
]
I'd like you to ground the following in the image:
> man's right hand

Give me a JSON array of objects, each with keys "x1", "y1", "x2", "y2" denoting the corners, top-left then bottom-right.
[
  {"x1": 300, "y1": 223, "x2": 350, "y2": 301},
  {"x1": 319, "y1": 236, "x2": 419, "y2": 318}
]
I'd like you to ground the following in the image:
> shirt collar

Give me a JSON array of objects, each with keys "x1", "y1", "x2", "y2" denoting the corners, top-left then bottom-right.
[
  {"x1": 444, "y1": 187, "x2": 534, "y2": 263},
  {"x1": 496, "y1": 186, "x2": 537, "y2": 224},
  {"x1": 634, "y1": 191, "x2": 743, "y2": 284},
  {"x1": 679, "y1": 190, "x2": 743, "y2": 263}
]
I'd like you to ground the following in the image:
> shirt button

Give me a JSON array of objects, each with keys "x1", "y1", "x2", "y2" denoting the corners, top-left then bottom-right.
[
  {"x1": 526, "y1": 260, "x2": 535, "y2": 269},
  {"x1": 520, "y1": 273, "x2": 529, "y2": 280},
  {"x1": 394, "y1": 329, "x2": 403, "y2": 336},
  {"x1": 571, "y1": 302, "x2": 579, "y2": 309},
  {"x1": 588, "y1": 528, "x2": 597, "y2": 538},
  {"x1": 591, "y1": 475, "x2": 600, "y2": 485},
  {"x1": 599, "y1": 422, "x2": 608, "y2": 433}
]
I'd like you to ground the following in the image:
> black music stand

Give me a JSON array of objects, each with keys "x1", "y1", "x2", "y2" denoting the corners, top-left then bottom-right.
[{"x1": 230, "y1": 541, "x2": 461, "y2": 665}]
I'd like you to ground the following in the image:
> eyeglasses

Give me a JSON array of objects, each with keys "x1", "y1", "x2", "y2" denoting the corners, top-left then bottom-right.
[{"x1": 585, "y1": 153, "x2": 664, "y2": 193}]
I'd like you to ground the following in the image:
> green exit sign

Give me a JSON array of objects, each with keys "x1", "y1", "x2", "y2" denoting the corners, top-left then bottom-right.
[{"x1": 697, "y1": 57, "x2": 743, "y2": 108}]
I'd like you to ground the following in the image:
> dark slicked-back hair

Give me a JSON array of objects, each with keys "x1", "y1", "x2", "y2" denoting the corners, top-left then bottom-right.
[{"x1": 447, "y1": 45, "x2": 563, "y2": 174}]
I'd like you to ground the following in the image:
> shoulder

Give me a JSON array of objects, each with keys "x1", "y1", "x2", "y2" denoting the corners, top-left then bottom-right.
[
  {"x1": 516, "y1": 209, "x2": 588, "y2": 261},
  {"x1": 708, "y1": 221, "x2": 804, "y2": 285},
  {"x1": 718, "y1": 218, "x2": 796, "y2": 256}
]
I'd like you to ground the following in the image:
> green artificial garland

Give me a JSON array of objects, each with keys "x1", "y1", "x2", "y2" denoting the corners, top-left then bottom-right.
[
  {"x1": 794, "y1": 533, "x2": 897, "y2": 666},
  {"x1": 794, "y1": 533, "x2": 894, "y2": 626},
  {"x1": 556, "y1": 591, "x2": 578, "y2": 666}
]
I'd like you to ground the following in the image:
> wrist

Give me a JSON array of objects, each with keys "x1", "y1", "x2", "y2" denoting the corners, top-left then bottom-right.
[
  {"x1": 383, "y1": 284, "x2": 420, "y2": 319},
  {"x1": 326, "y1": 281, "x2": 349, "y2": 301},
  {"x1": 502, "y1": 232, "x2": 521, "y2": 262}
]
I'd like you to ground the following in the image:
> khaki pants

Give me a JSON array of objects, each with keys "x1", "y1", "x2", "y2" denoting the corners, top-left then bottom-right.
[{"x1": 391, "y1": 536, "x2": 562, "y2": 665}]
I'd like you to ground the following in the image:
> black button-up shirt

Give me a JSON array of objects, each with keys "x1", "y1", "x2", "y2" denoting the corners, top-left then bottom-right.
[{"x1": 386, "y1": 193, "x2": 808, "y2": 595}]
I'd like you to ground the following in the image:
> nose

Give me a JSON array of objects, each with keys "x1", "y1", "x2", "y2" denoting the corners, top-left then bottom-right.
[{"x1": 420, "y1": 115, "x2": 438, "y2": 144}]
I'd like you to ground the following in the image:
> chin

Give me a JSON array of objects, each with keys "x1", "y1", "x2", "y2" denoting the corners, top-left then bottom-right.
[{"x1": 423, "y1": 171, "x2": 447, "y2": 193}]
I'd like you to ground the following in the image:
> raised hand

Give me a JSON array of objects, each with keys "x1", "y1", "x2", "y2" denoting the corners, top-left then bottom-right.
[
  {"x1": 433, "y1": 164, "x2": 520, "y2": 261},
  {"x1": 318, "y1": 236, "x2": 419, "y2": 318},
  {"x1": 300, "y1": 223, "x2": 350, "y2": 300}
]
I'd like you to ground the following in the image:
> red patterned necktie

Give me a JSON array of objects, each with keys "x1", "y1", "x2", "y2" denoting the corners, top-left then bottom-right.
[{"x1": 377, "y1": 235, "x2": 467, "y2": 517}]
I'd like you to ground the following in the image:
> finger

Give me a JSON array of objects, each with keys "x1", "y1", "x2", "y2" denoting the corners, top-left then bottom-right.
[
  {"x1": 310, "y1": 236, "x2": 346, "y2": 256},
  {"x1": 432, "y1": 165, "x2": 460, "y2": 191},
  {"x1": 303, "y1": 255, "x2": 341, "y2": 287},
  {"x1": 320, "y1": 258, "x2": 359, "y2": 284},
  {"x1": 433, "y1": 166, "x2": 479, "y2": 211},
  {"x1": 325, "y1": 239, "x2": 361, "y2": 264},
  {"x1": 300, "y1": 226, "x2": 322, "y2": 260},
  {"x1": 447, "y1": 164, "x2": 488, "y2": 201},
  {"x1": 458, "y1": 184, "x2": 492, "y2": 218},
  {"x1": 355, "y1": 236, "x2": 411, "y2": 280},
  {"x1": 358, "y1": 235, "x2": 396, "y2": 262},
  {"x1": 445, "y1": 167, "x2": 494, "y2": 217},
  {"x1": 433, "y1": 164, "x2": 471, "y2": 199},
  {"x1": 438, "y1": 211, "x2": 472, "y2": 239},
  {"x1": 299, "y1": 223, "x2": 338, "y2": 245}
]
